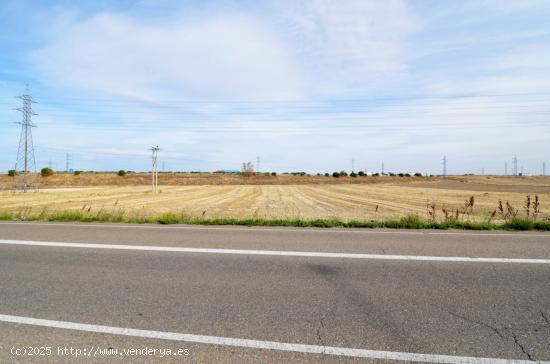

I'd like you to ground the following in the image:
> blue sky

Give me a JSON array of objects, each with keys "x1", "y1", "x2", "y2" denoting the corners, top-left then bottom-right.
[{"x1": 0, "y1": 0, "x2": 549, "y2": 174}]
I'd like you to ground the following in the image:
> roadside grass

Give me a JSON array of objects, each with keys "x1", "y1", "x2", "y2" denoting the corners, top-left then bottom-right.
[{"x1": 0, "y1": 208, "x2": 549, "y2": 231}]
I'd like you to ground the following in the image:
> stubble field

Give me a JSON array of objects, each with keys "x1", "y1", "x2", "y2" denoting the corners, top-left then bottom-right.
[{"x1": 1, "y1": 174, "x2": 549, "y2": 223}]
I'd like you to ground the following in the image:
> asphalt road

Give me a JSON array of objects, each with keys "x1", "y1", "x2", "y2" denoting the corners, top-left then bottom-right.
[{"x1": 0, "y1": 222, "x2": 549, "y2": 363}]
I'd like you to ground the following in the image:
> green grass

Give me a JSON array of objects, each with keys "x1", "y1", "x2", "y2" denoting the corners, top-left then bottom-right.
[{"x1": 0, "y1": 208, "x2": 549, "y2": 231}]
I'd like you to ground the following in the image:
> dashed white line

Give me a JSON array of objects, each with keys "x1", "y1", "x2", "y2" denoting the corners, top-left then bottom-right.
[
  {"x1": 1, "y1": 239, "x2": 549, "y2": 264},
  {"x1": 0, "y1": 314, "x2": 545, "y2": 364}
]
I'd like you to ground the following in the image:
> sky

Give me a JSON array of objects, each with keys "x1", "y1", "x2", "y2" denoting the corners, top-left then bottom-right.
[{"x1": 0, "y1": 0, "x2": 549, "y2": 174}]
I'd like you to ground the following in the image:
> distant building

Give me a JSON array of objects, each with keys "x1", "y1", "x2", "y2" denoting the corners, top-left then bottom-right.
[{"x1": 214, "y1": 170, "x2": 241, "y2": 174}]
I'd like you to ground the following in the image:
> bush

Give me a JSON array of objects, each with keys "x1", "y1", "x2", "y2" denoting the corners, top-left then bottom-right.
[
  {"x1": 350, "y1": 172, "x2": 358, "y2": 177},
  {"x1": 264, "y1": 172, "x2": 270, "y2": 176},
  {"x1": 398, "y1": 173, "x2": 404, "y2": 177},
  {"x1": 414, "y1": 172, "x2": 422, "y2": 177},
  {"x1": 74, "y1": 170, "x2": 82, "y2": 175},
  {"x1": 339, "y1": 170, "x2": 348, "y2": 177},
  {"x1": 40, "y1": 167, "x2": 54, "y2": 177},
  {"x1": 117, "y1": 170, "x2": 126, "y2": 176},
  {"x1": 372, "y1": 173, "x2": 380, "y2": 176},
  {"x1": 332, "y1": 172, "x2": 340, "y2": 178},
  {"x1": 389, "y1": 172, "x2": 396, "y2": 176},
  {"x1": 324, "y1": 173, "x2": 330, "y2": 177},
  {"x1": 404, "y1": 173, "x2": 411, "y2": 177},
  {"x1": 358, "y1": 171, "x2": 365, "y2": 176},
  {"x1": 271, "y1": 172, "x2": 276, "y2": 176},
  {"x1": 8, "y1": 169, "x2": 16, "y2": 177}
]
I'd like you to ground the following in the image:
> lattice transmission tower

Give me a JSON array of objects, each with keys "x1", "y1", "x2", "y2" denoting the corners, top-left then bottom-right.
[
  {"x1": 150, "y1": 146, "x2": 160, "y2": 193},
  {"x1": 14, "y1": 86, "x2": 38, "y2": 192}
]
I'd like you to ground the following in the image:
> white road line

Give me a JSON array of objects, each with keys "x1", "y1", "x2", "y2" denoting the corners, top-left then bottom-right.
[
  {"x1": 1, "y1": 221, "x2": 549, "y2": 237},
  {"x1": 0, "y1": 314, "x2": 544, "y2": 364},
  {"x1": 1, "y1": 239, "x2": 549, "y2": 264}
]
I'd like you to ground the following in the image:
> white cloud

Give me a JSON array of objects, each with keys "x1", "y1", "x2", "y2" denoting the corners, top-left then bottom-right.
[
  {"x1": 31, "y1": 12, "x2": 305, "y2": 101},
  {"x1": 278, "y1": 0, "x2": 418, "y2": 93}
]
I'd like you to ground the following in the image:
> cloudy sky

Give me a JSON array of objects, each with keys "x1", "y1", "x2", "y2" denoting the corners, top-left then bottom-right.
[{"x1": 0, "y1": 0, "x2": 549, "y2": 174}]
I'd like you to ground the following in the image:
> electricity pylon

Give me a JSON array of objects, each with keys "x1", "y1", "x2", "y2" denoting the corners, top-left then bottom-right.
[
  {"x1": 14, "y1": 86, "x2": 38, "y2": 192},
  {"x1": 150, "y1": 146, "x2": 160, "y2": 193}
]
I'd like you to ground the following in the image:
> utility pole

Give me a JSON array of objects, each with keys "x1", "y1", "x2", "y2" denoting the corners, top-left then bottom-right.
[
  {"x1": 504, "y1": 161, "x2": 508, "y2": 176},
  {"x1": 513, "y1": 155, "x2": 518, "y2": 176},
  {"x1": 352, "y1": 159, "x2": 355, "y2": 173},
  {"x1": 256, "y1": 155, "x2": 260, "y2": 174},
  {"x1": 14, "y1": 85, "x2": 38, "y2": 192},
  {"x1": 381, "y1": 162, "x2": 384, "y2": 175},
  {"x1": 543, "y1": 161, "x2": 546, "y2": 176},
  {"x1": 442, "y1": 155, "x2": 447, "y2": 177},
  {"x1": 150, "y1": 146, "x2": 160, "y2": 193},
  {"x1": 65, "y1": 152, "x2": 70, "y2": 172}
]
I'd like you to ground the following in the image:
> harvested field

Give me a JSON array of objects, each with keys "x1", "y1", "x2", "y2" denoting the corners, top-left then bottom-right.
[{"x1": 1, "y1": 176, "x2": 549, "y2": 223}]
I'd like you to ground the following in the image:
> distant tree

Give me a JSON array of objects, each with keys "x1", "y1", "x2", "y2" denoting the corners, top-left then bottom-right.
[
  {"x1": 398, "y1": 173, "x2": 404, "y2": 177},
  {"x1": 117, "y1": 170, "x2": 126, "y2": 176},
  {"x1": 41, "y1": 167, "x2": 54, "y2": 177},
  {"x1": 324, "y1": 173, "x2": 330, "y2": 177},
  {"x1": 7, "y1": 169, "x2": 16, "y2": 177},
  {"x1": 389, "y1": 172, "x2": 396, "y2": 176},
  {"x1": 332, "y1": 172, "x2": 340, "y2": 178},
  {"x1": 74, "y1": 170, "x2": 82, "y2": 175},
  {"x1": 271, "y1": 172, "x2": 277, "y2": 176},
  {"x1": 414, "y1": 172, "x2": 422, "y2": 177},
  {"x1": 358, "y1": 171, "x2": 365, "y2": 176},
  {"x1": 241, "y1": 162, "x2": 255, "y2": 176},
  {"x1": 372, "y1": 172, "x2": 380, "y2": 176},
  {"x1": 339, "y1": 170, "x2": 348, "y2": 177},
  {"x1": 404, "y1": 173, "x2": 411, "y2": 177},
  {"x1": 350, "y1": 172, "x2": 358, "y2": 177}
]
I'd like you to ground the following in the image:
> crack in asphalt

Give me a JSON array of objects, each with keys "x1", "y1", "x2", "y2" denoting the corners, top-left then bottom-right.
[
  {"x1": 434, "y1": 306, "x2": 545, "y2": 362},
  {"x1": 511, "y1": 333, "x2": 540, "y2": 363},
  {"x1": 438, "y1": 308, "x2": 505, "y2": 339},
  {"x1": 316, "y1": 316, "x2": 326, "y2": 348}
]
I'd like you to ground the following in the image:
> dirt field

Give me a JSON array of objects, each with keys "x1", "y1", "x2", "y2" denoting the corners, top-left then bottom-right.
[{"x1": 1, "y1": 175, "x2": 549, "y2": 222}]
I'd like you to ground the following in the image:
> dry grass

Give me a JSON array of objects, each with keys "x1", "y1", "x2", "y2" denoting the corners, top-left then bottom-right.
[{"x1": 1, "y1": 176, "x2": 549, "y2": 223}]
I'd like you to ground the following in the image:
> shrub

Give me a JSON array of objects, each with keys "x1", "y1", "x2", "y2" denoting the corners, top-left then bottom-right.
[
  {"x1": 398, "y1": 173, "x2": 404, "y2": 177},
  {"x1": 372, "y1": 173, "x2": 379, "y2": 176},
  {"x1": 324, "y1": 173, "x2": 329, "y2": 177},
  {"x1": 8, "y1": 169, "x2": 16, "y2": 177},
  {"x1": 339, "y1": 170, "x2": 348, "y2": 177},
  {"x1": 74, "y1": 170, "x2": 82, "y2": 175},
  {"x1": 117, "y1": 170, "x2": 126, "y2": 176},
  {"x1": 404, "y1": 173, "x2": 411, "y2": 177},
  {"x1": 414, "y1": 172, "x2": 422, "y2": 177},
  {"x1": 358, "y1": 171, "x2": 365, "y2": 176},
  {"x1": 40, "y1": 167, "x2": 54, "y2": 177},
  {"x1": 389, "y1": 172, "x2": 396, "y2": 176},
  {"x1": 332, "y1": 172, "x2": 340, "y2": 178},
  {"x1": 350, "y1": 172, "x2": 358, "y2": 177},
  {"x1": 264, "y1": 172, "x2": 270, "y2": 176},
  {"x1": 271, "y1": 172, "x2": 276, "y2": 176}
]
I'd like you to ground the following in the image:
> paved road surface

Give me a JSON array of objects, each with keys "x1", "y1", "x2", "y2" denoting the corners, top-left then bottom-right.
[{"x1": 0, "y1": 222, "x2": 549, "y2": 363}]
